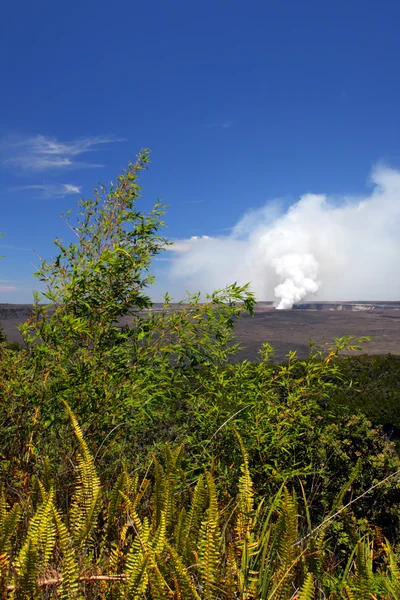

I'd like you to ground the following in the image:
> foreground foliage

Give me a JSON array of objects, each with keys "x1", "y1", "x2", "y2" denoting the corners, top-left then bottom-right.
[
  {"x1": 1, "y1": 408, "x2": 400, "y2": 599},
  {"x1": 332, "y1": 354, "x2": 400, "y2": 441},
  {"x1": 1, "y1": 152, "x2": 400, "y2": 597}
]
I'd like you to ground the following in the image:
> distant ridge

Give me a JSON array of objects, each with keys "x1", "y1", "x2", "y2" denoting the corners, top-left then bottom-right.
[{"x1": 293, "y1": 301, "x2": 400, "y2": 311}]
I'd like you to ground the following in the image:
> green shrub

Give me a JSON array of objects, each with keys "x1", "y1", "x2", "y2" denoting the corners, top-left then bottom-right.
[
  {"x1": 1, "y1": 154, "x2": 400, "y2": 597},
  {"x1": 331, "y1": 355, "x2": 400, "y2": 436},
  {"x1": 1, "y1": 408, "x2": 400, "y2": 599}
]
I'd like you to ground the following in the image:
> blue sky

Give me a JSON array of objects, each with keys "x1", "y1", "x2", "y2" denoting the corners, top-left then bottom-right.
[{"x1": 1, "y1": 0, "x2": 400, "y2": 303}]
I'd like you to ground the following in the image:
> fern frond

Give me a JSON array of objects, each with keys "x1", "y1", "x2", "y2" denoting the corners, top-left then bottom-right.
[
  {"x1": 224, "y1": 541, "x2": 239, "y2": 600},
  {"x1": 271, "y1": 488, "x2": 299, "y2": 600},
  {"x1": 151, "y1": 508, "x2": 167, "y2": 555},
  {"x1": 126, "y1": 554, "x2": 149, "y2": 599},
  {"x1": 152, "y1": 456, "x2": 167, "y2": 531},
  {"x1": 332, "y1": 458, "x2": 363, "y2": 510},
  {"x1": 65, "y1": 403, "x2": 102, "y2": 547},
  {"x1": 107, "y1": 471, "x2": 128, "y2": 529},
  {"x1": 343, "y1": 582, "x2": 357, "y2": 600},
  {"x1": 53, "y1": 507, "x2": 81, "y2": 599},
  {"x1": 15, "y1": 537, "x2": 39, "y2": 598},
  {"x1": 298, "y1": 572, "x2": 314, "y2": 600},
  {"x1": 383, "y1": 539, "x2": 400, "y2": 598},
  {"x1": 148, "y1": 565, "x2": 172, "y2": 600},
  {"x1": 63, "y1": 401, "x2": 92, "y2": 465},
  {"x1": 167, "y1": 543, "x2": 201, "y2": 600},
  {"x1": 120, "y1": 490, "x2": 143, "y2": 534},
  {"x1": 352, "y1": 540, "x2": 373, "y2": 600},
  {"x1": 124, "y1": 516, "x2": 151, "y2": 598},
  {"x1": 235, "y1": 431, "x2": 254, "y2": 541},
  {"x1": 198, "y1": 473, "x2": 220, "y2": 600},
  {"x1": 179, "y1": 474, "x2": 207, "y2": 560},
  {"x1": 0, "y1": 491, "x2": 20, "y2": 581},
  {"x1": 133, "y1": 482, "x2": 151, "y2": 512},
  {"x1": 15, "y1": 489, "x2": 56, "y2": 597},
  {"x1": 174, "y1": 506, "x2": 186, "y2": 551}
]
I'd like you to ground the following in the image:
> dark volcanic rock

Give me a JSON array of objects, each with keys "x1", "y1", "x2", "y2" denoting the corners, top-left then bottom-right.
[{"x1": 0, "y1": 304, "x2": 33, "y2": 321}]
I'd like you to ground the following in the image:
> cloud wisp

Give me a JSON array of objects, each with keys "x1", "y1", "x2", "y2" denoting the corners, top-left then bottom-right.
[
  {"x1": 0, "y1": 134, "x2": 124, "y2": 172},
  {"x1": 13, "y1": 183, "x2": 82, "y2": 200},
  {"x1": 202, "y1": 121, "x2": 233, "y2": 129},
  {"x1": 164, "y1": 165, "x2": 400, "y2": 308}
]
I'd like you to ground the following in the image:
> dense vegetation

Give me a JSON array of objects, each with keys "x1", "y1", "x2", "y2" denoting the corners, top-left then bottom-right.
[
  {"x1": 333, "y1": 355, "x2": 400, "y2": 441},
  {"x1": 1, "y1": 150, "x2": 400, "y2": 598}
]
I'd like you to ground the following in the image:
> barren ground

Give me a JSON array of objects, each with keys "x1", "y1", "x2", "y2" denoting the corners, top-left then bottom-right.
[
  {"x1": 2, "y1": 302, "x2": 400, "y2": 363},
  {"x1": 233, "y1": 304, "x2": 400, "y2": 362}
]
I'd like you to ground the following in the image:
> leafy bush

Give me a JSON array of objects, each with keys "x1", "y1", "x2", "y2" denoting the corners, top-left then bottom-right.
[
  {"x1": 2, "y1": 153, "x2": 400, "y2": 597},
  {"x1": 331, "y1": 355, "x2": 400, "y2": 438},
  {"x1": 1, "y1": 408, "x2": 400, "y2": 599}
]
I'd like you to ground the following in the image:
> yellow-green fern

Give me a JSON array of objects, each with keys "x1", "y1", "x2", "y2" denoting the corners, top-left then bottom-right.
[
  {"x1": 298, "y1": 572, "x2": 314, "y2": 600},
  {"x1": 65, "y1": 402, "x2": 102, "y2": 547},
  {"x1": 15, "y1": 490, "x2": 56, "y2": 598},
  {"x1": 0, "y1": 489, "x2": 20, "y2": 590},
  {"x1": 198, "y1": 472, "x2": 221, "y2": 600}
]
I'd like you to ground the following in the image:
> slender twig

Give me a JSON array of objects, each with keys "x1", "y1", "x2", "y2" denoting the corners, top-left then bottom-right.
[
  {"x1": 295, "y1": 468, "x2": 400, "y2": 546},
  {"x1": 94, "y1": 422, "x2": 127, "y2": 459},
  {"x1": 267, "y1": 548, "x2": 308, "y2": 599},
  {"x1": 7, "y1": 574, "x2": 128, "y2": 591},
  {"x1": 204, "y1": 404, "x2": 251, "y2": 445}
]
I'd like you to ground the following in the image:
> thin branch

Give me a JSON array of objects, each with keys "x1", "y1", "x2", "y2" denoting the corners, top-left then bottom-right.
[
  {"x1": 295, "y1": 468, "x2": 400, "y2": 546},
  {"x1": 7, "y1": 574, "x2": 128, "y2": 591},
  {"x1": 204, "y1": 404, "x2": 251, "y2": 446},
  {"x1": 95, "y1": 422, "x2": 127, "y2": 459}
]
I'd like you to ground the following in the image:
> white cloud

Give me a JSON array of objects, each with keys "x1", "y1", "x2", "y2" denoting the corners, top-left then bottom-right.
[
  {"x1": 163, "y1": 165, "x2": 400, "y2": 308},
  {"x1": 13, "y1": 183, "x2": 82, "y2": 199},
  {"x1": 0, "y1": 285, "x2": 17, "y2": 292},
  {"x1": 63, "y1": 184, "x2": 81, "y2": 193},
  {"x1": 0, "y1": 134, "x2": 124, "y2": 172},
  {"x1": 203, "y1": 121, "x2": 233, "y2": 129},
  {"x1": 168, "y1": 236, "x2": 211, "y2": 253},
  {"x1": 0, "y1": 244, "x2": 31, "y2": 251}
]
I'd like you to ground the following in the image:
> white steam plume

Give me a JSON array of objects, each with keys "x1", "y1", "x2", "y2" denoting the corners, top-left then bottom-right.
[{"x1": 164, "y1": 166, "x2": 400, "y2": 308}]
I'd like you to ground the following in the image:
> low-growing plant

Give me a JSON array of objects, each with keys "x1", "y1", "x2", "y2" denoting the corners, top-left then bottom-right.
[
  {"x1": 2, "y1": 153, "x2": 400, "y2": 598},
  {"x1": 1, "y1": 407, "x2": 400, "y2": 599},
  {"x1": 331, "y1": 354, "x2": 400, "y2": 439}
]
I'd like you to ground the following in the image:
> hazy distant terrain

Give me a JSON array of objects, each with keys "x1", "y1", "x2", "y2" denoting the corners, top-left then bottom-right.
[
  {"x1": 2, "y1": 302, "x2": 400, "y2": 363},
  {"x1": 234, "y1": 302, "x2": 400, "y2": 362}
]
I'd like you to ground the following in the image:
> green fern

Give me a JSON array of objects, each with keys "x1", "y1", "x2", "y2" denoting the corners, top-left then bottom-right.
[
  {"x1": 0, "y1": 489, "x2": 20, "y2": 588},
  {"x1": 298, "y1": 572, "x2": 314, "y2": 600},
  {"x1": 65, "y1": 402, "x2": 102, "y2": 547},
  {"x1": 15, "y1": 490, "x2": 56, "y2": 598},
  {"x1": 148, "y1": 565, "x2": 172, "y2": 599},
  {"x1": 332, "y1": 458, "x2": 363, "y2": 511},
  {"x1": 1, "y1": 409, "x2": 400, "y2": 599},
  {"x1": 382, "y1": 539, "x2": 400, "y2": 598},
  {"x1": 125, "y1": 517, "x2": 151, "y2": 598},
  {"x1": 177, "y1": 473, "x2": 207, "y2": 560},
  {"x1": 152, "y1": 456, "x2": 167, "y2": 533},
  {"x1": 163, "y1": 444, "x2": 184, "y2": 528},
  {"x1": 235, "y1": 430, "x2": 255, "y2": 541},
  {"x1": 167, "y1": 543, "x2": 201, "y2": 600},
  {"x1": 272, "y1": 488, "x2": 300, "y2": 600},
  {"x1": 353, "y1": 539, "x2": 373, "y2": 599},
  {"x1": 342, "y1": 581, "x2": 357, "y2": 600},
  {"x1": 106, "y1": 471, "x2": 128, "y2": 530},
  {"x1": 198, "y1": 472, "x2": 221, "y2": 600},
  {"x1": 52, "y1": 507, "x2": 81, "y2": 599}
]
